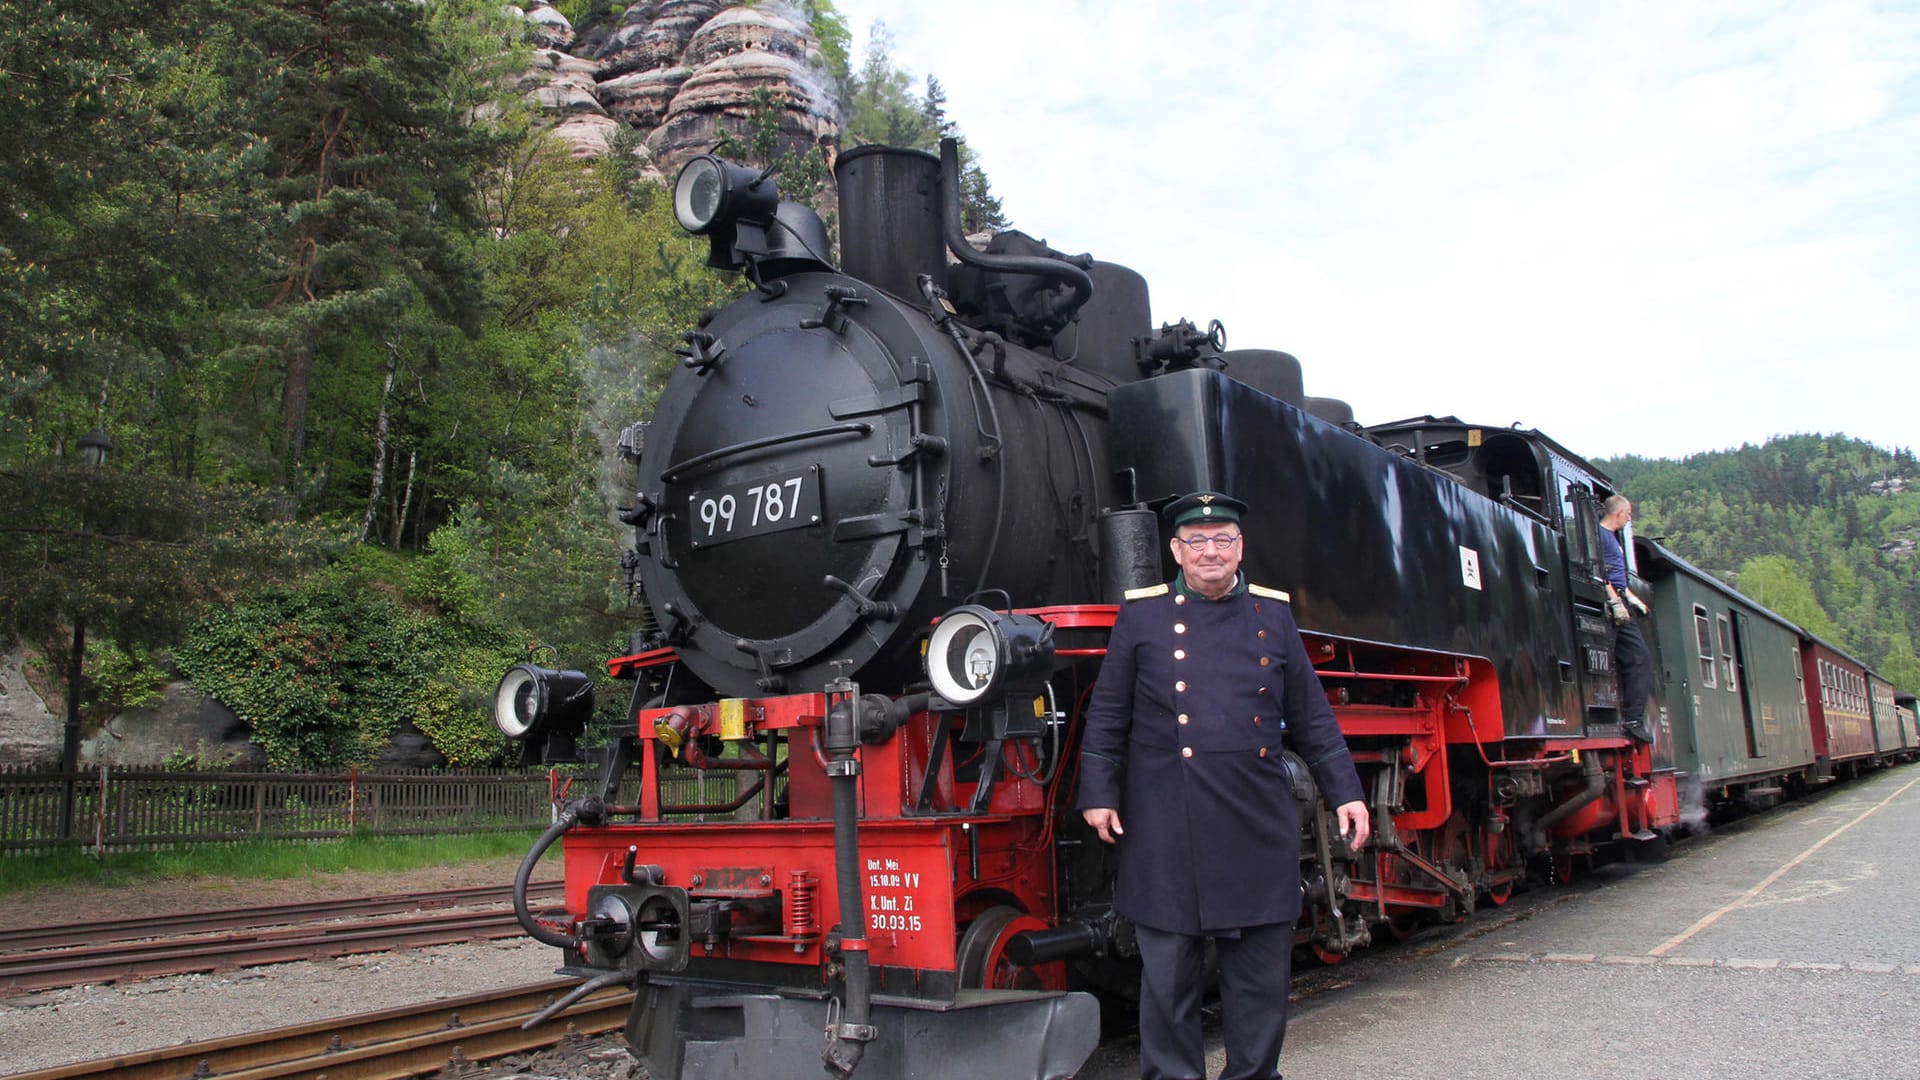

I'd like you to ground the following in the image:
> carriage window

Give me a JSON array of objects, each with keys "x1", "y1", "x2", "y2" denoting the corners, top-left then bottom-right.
[
  {"x1": 1717, "y1": 614, "x2": 1736, "y2": 692},
  {"x1": 1694, "y1": 606, "x2": 1716, "y2": 688}
]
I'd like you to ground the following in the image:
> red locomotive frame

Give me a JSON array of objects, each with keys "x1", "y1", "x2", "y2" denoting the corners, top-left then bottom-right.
[{"x1": 547, "y1": 601, "x2": 1678, "y2": 996}]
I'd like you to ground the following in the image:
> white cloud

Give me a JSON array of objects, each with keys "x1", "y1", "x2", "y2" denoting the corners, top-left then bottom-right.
[{"x1": 832, "y1": 0, "x2": 1920, "y2": 459}]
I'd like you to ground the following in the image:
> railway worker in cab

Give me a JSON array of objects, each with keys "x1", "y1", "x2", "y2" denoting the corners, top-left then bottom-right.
[
  {"x1": 1599, "y1": 495, "x2": 1655, "y2": 744},
  {"x1": 1077, "y1": 490, "x2": 1370, "y2": 1080}
]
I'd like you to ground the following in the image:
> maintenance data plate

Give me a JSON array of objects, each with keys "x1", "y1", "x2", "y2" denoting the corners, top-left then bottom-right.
[{"x1": 688, "y1": 465, "x2": 822, "y2": 548}]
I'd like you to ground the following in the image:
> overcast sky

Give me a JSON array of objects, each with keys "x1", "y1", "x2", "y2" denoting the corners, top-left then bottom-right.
[{"x1": 829, "y1": 0, "x2": 1919, "y2": 462}]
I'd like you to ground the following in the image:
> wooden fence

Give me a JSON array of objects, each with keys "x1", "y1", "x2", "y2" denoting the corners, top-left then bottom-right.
[
  {"x1": 0, "y1": 766, "x2": 558, "y2": 854},
  {"x1": 0, "y1": 764, "x2": 752, "y2": 854}
]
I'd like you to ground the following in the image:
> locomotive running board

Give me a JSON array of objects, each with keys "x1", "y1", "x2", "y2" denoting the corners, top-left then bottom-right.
[{"x1": 627, "y1": 981, "x2": 1099, "y2": 1080}]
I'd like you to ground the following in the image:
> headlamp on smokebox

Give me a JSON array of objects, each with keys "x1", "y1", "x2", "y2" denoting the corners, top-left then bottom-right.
[
  {"x1": 924, "y1": 605, "x2": 1056, "y2": 740},
  {"x1": 492, "y1": 663, "x2": 594, "y2": 764},
  {"x1": 672, "y1": 155, "x2": 833, "y2": 275},
  {"x1": 673, "y1": 154, "x2": 779, "y2": 271}
]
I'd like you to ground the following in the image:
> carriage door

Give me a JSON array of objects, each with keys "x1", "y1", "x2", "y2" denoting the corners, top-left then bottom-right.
[
  {"x1": 1732, "y1": 611, "x2": 1762, "y2": 757},
  {"x1": 1559, "y1": 478, "x2": 1619, "y2": 723}
]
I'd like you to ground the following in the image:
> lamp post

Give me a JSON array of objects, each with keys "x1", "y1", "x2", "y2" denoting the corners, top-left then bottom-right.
[{"x1": 59, "y1": 427, "x2": 111, "y2": 841}]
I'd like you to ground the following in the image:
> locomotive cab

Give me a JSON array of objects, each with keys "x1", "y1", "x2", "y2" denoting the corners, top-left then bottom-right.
[{"x1": 1363, "y1": 415, "x2": 1666, "y2": 745}]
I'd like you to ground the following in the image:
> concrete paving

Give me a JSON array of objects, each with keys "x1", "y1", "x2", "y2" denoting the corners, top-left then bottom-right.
[{"x1": 1076, "y1": 761, "x2": 1920, "y2": 1079}]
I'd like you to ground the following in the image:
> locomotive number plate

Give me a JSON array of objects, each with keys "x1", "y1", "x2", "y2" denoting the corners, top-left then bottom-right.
[{"x1": 688, "y1": 466, "x2": 822, "y2": 548}]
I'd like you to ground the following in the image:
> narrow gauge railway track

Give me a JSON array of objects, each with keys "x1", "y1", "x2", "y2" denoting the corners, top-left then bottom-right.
[
  {"x1": 5, "y1": 977, "x2": 632, "y2": 1080},
  {"x1": 0, "y1": 882, "x2": 562, "y2": 952},
  {"x1": 1, "y1": 890, "x2": 565, "y2": 996}
]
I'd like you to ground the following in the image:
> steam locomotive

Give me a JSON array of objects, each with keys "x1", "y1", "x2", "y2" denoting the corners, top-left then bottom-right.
[{"x1": 493, "y1": 140, "x2": 1917, "y2": 1079}]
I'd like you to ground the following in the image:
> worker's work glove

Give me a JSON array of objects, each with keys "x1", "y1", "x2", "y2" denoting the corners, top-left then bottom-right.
[
  {"x1": 1626, "y1": 593, "x2": 1650, "y2": 618},
  {"x1": 1606, "y1": 597, "x2": 1631, "y2": 625}
]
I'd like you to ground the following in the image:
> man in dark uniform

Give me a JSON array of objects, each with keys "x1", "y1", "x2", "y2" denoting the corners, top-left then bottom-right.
[
  {"x1": 1599, "y1": 495, "x2": 1654, "y2": 743},
  {"x1": 1077, "y1": 491, "x2": 1370, "y2": 1080}
]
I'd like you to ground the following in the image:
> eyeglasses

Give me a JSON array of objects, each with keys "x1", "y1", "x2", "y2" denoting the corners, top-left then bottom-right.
[{"x1": 1173, "y1": 534, "x2": 1241, "y2": 552}]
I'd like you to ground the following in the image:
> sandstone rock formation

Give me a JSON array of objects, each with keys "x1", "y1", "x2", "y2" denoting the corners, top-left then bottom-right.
[
  {"x1": 372, "y1": 718, "x2": 451, "y2": 770},
  {"x1": 518, "y1": 47, "x2": 625, "y2": 158},
  {"x1": 82, "y1": 683, "x2": 269, "y2": 769},
  {"x1": 0, "y1": 647, "x2": 59, "y2": 768},
  {"x1": 510, "y1": 1, "x2": 839, "y2": 178},
  {"x1": 518, "y1": 1, "x2": 575, "y2": 49}
]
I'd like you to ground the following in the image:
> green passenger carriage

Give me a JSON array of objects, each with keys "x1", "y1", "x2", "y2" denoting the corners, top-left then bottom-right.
[{"x1": 1633, "y1": 541, "x2": 1817, "y2": 809}]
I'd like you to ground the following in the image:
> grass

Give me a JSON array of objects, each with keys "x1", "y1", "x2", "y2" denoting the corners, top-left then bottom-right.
[{"x1": 0, "y1": 830, "x2": 554, "y2": 898}]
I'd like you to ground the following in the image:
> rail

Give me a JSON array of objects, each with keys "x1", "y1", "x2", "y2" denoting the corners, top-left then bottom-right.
[
  {"x1": 5, "y1": 978, "x2": 632, "y2": 1080},
  {"x1": 0, "y1": 882, "x2": 561, "y2": 952}
]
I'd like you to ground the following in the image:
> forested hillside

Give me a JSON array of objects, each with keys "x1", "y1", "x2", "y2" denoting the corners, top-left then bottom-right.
[
  {"x1": 0, "y1": 0, "x2": 998, "y2": 767},
  {"x1": 1601, "y1": 435, "x2": 1920, "y2": 690}
]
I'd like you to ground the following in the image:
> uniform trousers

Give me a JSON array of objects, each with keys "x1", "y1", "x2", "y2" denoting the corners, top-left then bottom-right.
[
  {"x1": 1134, "y1": 920, "x2": 1293, "y2": 1080},
  {"x1": 1614, "y1": 619, "x2": 1651, "y2": 727}
]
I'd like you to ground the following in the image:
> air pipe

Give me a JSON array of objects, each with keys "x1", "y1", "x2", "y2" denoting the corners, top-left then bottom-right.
[
  {"x1": 822, "y1": 677, "x2": 878, "y2": 1078},
  {"x1": 1532, "y1": 755, "x2": 1607, "y2": 848},
  {"x1": 515, "y1": 798, "x2": 595, "y2": 949},
  {"x1": 937, "y1": 139, "x2": 1093, "y2": 316}
]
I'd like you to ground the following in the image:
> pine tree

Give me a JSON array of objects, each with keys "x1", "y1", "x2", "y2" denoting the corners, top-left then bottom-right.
[
  {"x1": 229, "y1": 0, "x2": 508, "y2": 483},
  {"x1": 843, "y1": 23, "x2": 1010, "y2": 231}
]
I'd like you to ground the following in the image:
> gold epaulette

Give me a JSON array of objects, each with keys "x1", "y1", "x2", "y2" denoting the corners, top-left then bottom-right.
[
  {"x1": 1248, "y1": 584, "x2": 1292, "y2": 602},
  {"x1": 1123, "y1": 583, "x2": 1170, "y2": 600}
]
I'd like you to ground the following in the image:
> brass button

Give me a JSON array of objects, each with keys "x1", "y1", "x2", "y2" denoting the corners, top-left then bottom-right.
[
  {"x1": 1253, "y1": 718, "x2": 1261, "y2": 726},
  {"x1": 1174, "y1": 595, "x2": 1187, "y2": 605},
  {"x1": 1258, "y1": 630, "x2": 1268, "y2": 640},
  {"x1": 1259, "y1": 656, "x2": 1271, "y2": 667},
  {"x1": 1181, "y1": 747, "x2": 1193, "y2": 758},
  {"x1": 1174, "y1": 649, "x2": 1187, "y2": 661},
  {"x1": 1175, "y1": 680, "x2": 1187, "y2": 692},
  {"x1": 1178, "y1": 714, "x2": 1190, "y2": 725},
  {"x1": 1174, "y1": 622, "x2": 1187, "y2": 634},
  {"x1": 1258, "y1": 687, "x2": 1268, "y2": 695},
  {"x1": 1259, "y1": 747, "x2": 1268, "y2": 758}
]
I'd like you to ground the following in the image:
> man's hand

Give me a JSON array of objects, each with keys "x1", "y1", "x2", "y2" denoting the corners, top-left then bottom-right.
[
  {"x1": 1335, "y1": 800, "x2": 1370, "y2": 852},
  {"x1": 1082, "y1": 807, "x2": 1124, "y2": 843},
  {"x1": 1605, "y1": 596, "x2": 1630, "y2": 625},
  {"x1": 1625, "y1": 591, "x2": 1650, "y2": 617}
]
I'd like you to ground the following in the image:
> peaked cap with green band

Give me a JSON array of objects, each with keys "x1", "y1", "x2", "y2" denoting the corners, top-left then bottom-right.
[{"x1": 1164, "y1": 490, "x2": 1248, "y2": 528}]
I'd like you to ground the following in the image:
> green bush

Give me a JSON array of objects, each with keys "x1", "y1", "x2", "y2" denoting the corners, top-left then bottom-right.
[
  {"x1": 160, "y1": 741, "x2": 246, "y2": 772},
  {"x1": 172, "y1": 568, "x2": 551, "y2": 769},
  {"x1": 84, "y1": 641, "x2": 170, "y2": 716},
  {"x1": 175, "y1": 584, "x2": 426, "y2": 769},
  {"x1": 414, "y1": 639, "x2": 522, "y2": 766},
  {"x1": 320, "y1": 542, "x2": 410, "y2": 591},
  {"x1": 405, "y1": 523, "x2": 485, "y2": 619}
]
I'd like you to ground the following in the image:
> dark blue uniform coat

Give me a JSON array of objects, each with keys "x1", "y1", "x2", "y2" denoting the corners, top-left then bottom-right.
[{"x1": 1077, "y1": 579, "x2": 1366, "y2": 935}]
